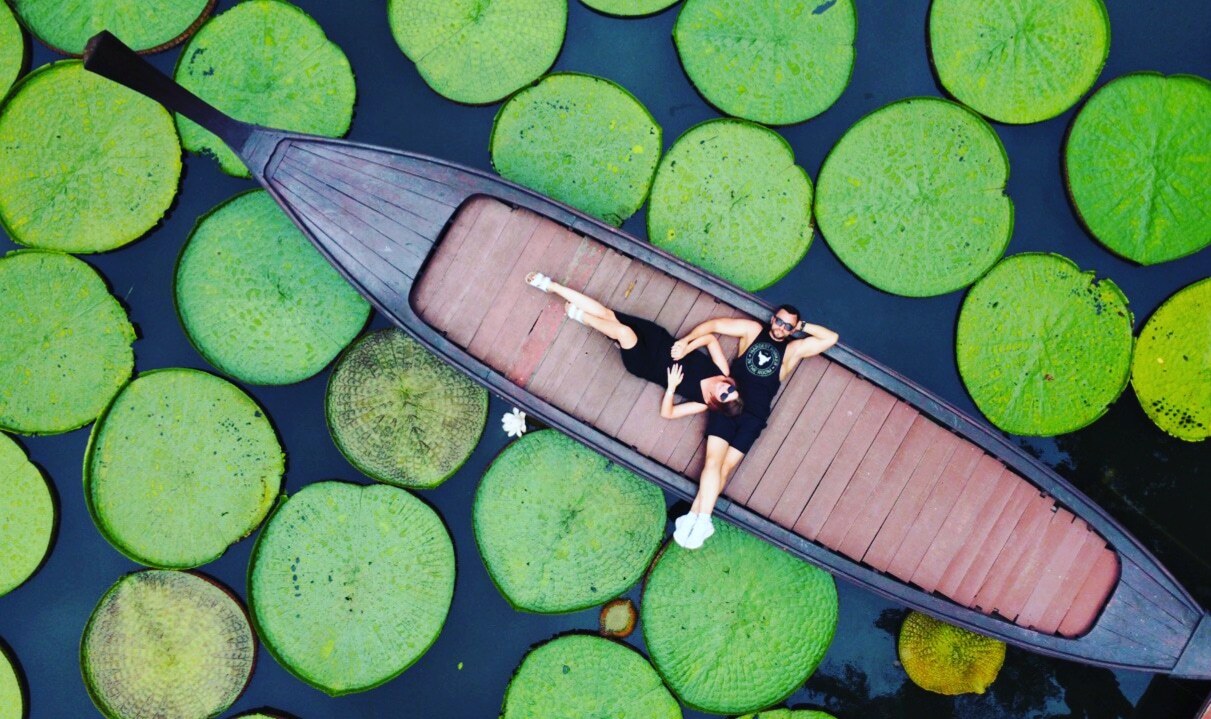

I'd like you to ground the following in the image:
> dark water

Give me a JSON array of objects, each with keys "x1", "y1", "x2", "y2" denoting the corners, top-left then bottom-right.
[{"x1": 2, "y1": 1, "x2": 1209, "y2": 717}]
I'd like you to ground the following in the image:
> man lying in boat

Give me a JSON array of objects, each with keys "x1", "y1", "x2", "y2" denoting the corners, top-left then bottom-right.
[{"x1": 669, "y1": 306, "x2": 839, "y2": 548}]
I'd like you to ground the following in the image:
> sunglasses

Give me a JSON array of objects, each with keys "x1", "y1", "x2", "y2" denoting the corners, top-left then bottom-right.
[
  {"x1": 772, "y1": 316, "x2": 796, "y2": 331},
  {"x1": 719, "y1": 384, "x2": 737, "y2": 400}
]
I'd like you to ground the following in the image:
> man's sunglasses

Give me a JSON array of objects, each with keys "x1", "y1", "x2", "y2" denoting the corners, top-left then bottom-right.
[{"x1": 772, "y1": 316, "x2": 796, "y2": 331}]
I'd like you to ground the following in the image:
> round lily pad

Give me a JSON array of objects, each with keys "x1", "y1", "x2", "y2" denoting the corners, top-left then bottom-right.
[
  {"x1": 490, "y1": 73, "x2": 662, "y2": 227},
  {"x1": 0, "y1": 644, "x2": 23, "y2": 719},
  {"x1": 898, "y1": 611, "x2": 1005, "y2": 695},
  {"x1": 11, "y1": 0, "x2": 214, "y2": 55},
  {"x1": 85, "y1": 368, "x2": 284, "y2": 569},
  {"x1": 388, "y1": 0, "x2": 566, "y2": 105},
  {"x1": 0, "y1": 251, "x2": 135, "y2": 435},
  {"x1": 473, "y1": 430, "x2": 666, "y2": 613},
  {"x1": 326, "y1": 328, "x2": 487, "y2": 489},
  {"x1": 599, "y1": 598, "x2": 637, "y2": 638},
  {"x1": 0, "y1": 61, "x2": 181, "y2": 253},
  {"x1": 500, "y1": 634, "x2": 681, "y2": 719},
  {"x1": 0, "y1": 433, "x2": 54, "y2": 596},
  {"x1": 815, "y1": 97, "x2": 1012, "y2": 297},
  {"x1": 738, "y1": 711, "x2": 838, "y2": 719},
  {"x1": 673, "y1": 0, "x2": 856, "y2": 124},
  {"x1": 581, "y1": 0, "x2": 680, "y2": 16},
  {"x1": 248, "y1": 481, "x2": 455, "y2": 695},
  {"x1": 647, "y1": 119, "x2": 813, "y2": 290},
  {"x1": 1065, "y1": 73, "x2": 1211, "y2": 265},
  {"x1": 81, "y1": 570, "x2": 255, "y2": 719},
  {"x1": 1, "y1": 1, "x2": 24, "y2": 97},
  {"x1": 642, "y1": 520, "x2": 838, "y2": 714},
  {"x1": 929, "y1": 0, "x2": 1110, "y2": 124},
  {"x1": 174, "y1": 0, "x2": 356, "y2": 177},
  {"x1": 1132, "y1": 278, "x2": 1211, "y2": 442},
  {"x1": 176, "y1": 190, "x2": 370, "y2": 385},
  {"x1": 956, "y1": 253, "x2": 1133, "y2": 436}
]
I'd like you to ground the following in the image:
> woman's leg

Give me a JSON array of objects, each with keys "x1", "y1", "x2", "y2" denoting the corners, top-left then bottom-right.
[
  {"x1": 527, "y1": 272, "x2": 616, "y2": 320},
  {"x1": 691, "y1": 445, "x2": 745, "y2": 516},
  {"x1": 578, "y1": 309, "x2": 638, "y2": 349}
]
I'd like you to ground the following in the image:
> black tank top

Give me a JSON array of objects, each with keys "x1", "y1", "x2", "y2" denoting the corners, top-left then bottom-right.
[
  {"x1": 732, "y1": 328, "x2": 783, "y2": 418},
  {"x1": 615, "y1": 311, "x2": 719, "y2": 403}
]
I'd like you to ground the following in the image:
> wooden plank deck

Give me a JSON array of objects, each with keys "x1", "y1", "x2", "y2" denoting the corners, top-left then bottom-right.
[{"x1": 412, "y1": 197, "x2": 1120, "y2": 638}]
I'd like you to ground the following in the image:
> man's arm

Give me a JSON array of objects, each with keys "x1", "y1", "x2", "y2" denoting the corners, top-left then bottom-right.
[
  {"x1": 672, "y1": 317, "x2": 761, "y2": 359},
  {"x1": 780, "y1": 322, "x2": 839, "y2": 381}
]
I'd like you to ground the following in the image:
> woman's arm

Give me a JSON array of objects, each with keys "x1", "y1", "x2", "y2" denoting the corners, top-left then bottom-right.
[{"x1": 662, "y1": 364, "x2": 708, "y2": 419}]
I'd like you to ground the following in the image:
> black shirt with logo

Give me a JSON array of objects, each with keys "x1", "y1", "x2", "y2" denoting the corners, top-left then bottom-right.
[{"x1": 731, "y1": 327, "x2": 783, "y2": 419}]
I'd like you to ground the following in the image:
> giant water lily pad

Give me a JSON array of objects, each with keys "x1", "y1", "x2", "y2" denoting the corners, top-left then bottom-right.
[
  {"x1": 500, "y1": 634, "x2": 681, "y2": 719},
  {"x1": 389, "y1": 0, "x2": 566, "y2": 104},
  {"x1": 1132, "y1": 278, "x2": 1211, "y2": 441},
  {"x1": 0, "y1": 251, "x2": 135, "y2": 435},
  {"x1": 642, "y1": 521, "x2": 838, "y2": 714},
  {"x1": 815, "y1": 97, "x2": 1012, "y2": 296},
  {"x1": 738, "y1": 711, "x2": 838, "y2": 719},
  {"x1": 1066, "y1": 73, "x2": 1211, "y2": 265},
  {"x1": 326, "y1": 329, "x2": 487, "y2": 489},
  {"x1": 0, "y1": 2, "x2": 24, "y2": 97},
  {"x1": 647, "y1": 119, "x2": 813, "y2": 290},
  {"x1": 956, "y1": 253, "x2": 1133, "y2": 436},
  {"x1": 81, "y1": 570, "x2": 255, "y2": 719},
  {"x1": 176, "y1": 190, "x2": 370, "y2": 385},
  {"x1": 0, "y1": 61, "x2": 181, "y2": 252},
  {"x1": 490, "y1": 73, "x2": 661, "y2": 226},
  {"x1": 898, "y1": 611, "x2": 1005, "y2": 695},
  {"x1": 473, "y1": 430, "x2": 666, "y2": 613},
  {"x1": 12, "y1": 0, "x2": 213, "y2": 55},
  {"x1": 581, "y1": 0, "x2": 680, "y2": 16},
  {"x1": 174, "y1": 0, "x2": 355, "y2": 177},
  {"x1": 85, "y1": 368, "x2": 284, "y2": 568},
  {"x1": 0, "y1": 644, "x2": 20, "y2": 719},
  {"x1": 673, "y1": 0, "x2": 856, "y2": 124},
  {"x1": 0, "y1": 433, "x2": 54, "y2": 596},
  {"x1": 249, "y1": 481, "x2": 455, "y2": 695},
  {"x1": 929, "y1": 0, "x2": 1110, "y2": 124}
]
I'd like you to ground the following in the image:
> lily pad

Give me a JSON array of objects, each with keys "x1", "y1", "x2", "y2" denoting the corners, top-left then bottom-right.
[
  {"x1": 815, "y1": 97, "x2": 1013, "y2": 296},
  {"x1": 81, "y1": 570, "x2": 255, "y2": 719},
  {"x1": 174, "y1": 0, "x2": 356, "y2": 177},
  {"x1": 248, "y1": 481, "x2": 455, "y2": 695},
  {"x1": 1065, "y1": 73, "x2": 1211, "y2": 265},
  {"x1": 0, "y1": 2, "x2": 24, "y2": 97},
  {"x1": 642, "y1": 520, "x2": 838, "y2": 714},
  {"x1": 326, "y1": 328, "x2": 487, "y2": 489},
  {"x1": 85, "y1": 368, "x2": 284, "y2": 569},
  {"x1": 673, "y1": 0, "x2": 856, "y2": 124},
  {"x1": 898, "y1": 611, "x2": 1005, "y2": 695},
  {"x1": 0, "y1": 644, "x2": 20, "y2": 719},
  {"x1": 0, "y1": 251, "x2": 135, "y2": 435},
  {"x1": 388, "y1": 0, "x2": 566, "y2": 104},
  {"x1": 11, "y1": 0, "x2": 213, "y2": 55},
  {"x1": 473, "y1": 430, "x2": 666, "y2": 613},
  {"x1": 956, "y1": 253, "x2": 1133, "y2": 436},
  {"x1": 500, "y1": 634, "x2": 681, "y2": 719},
  {"x1": 581, "y1": 0, "x2": 680, "y2": 16},
  {"x1": 647, "y1": 119, "x2": 813, "y2": 290},
  {"x1": 1131, "y1": 277, "x2": 1211, "y2": 441},
  {"x1": 0, "y1": 61, "x2": 181, "y2": 252},
  {"x1": 490, "y1": 73, "x2": 661, "y2": 227},
  {"x1": 738, "y1": 711, "x2": 838, "y2": 719},
  {"x1": 0, "y1": 433, "x2": 54, "y2": 596},
  {"x1": 599, "y1": 598, "x2": 637, "y2": 638},
  {"x1": 175, "y1": 190, "x2": 370, "y2": 385},
  {"x1": 929, "y1": 0, "x2": 1110, "y2": 124}
]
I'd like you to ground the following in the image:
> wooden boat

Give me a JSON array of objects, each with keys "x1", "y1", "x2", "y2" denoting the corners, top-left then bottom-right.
[{"x1": 83, "y1": 32, "x2": 1211, "y2": 679}]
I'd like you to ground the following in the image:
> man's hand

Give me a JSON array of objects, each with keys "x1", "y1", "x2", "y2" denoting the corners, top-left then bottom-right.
[
  {"x1": 666, "y1": 363, "x2": 684, "y2": 389},
  {"x1": 670, "y1": 339, "x2": 688, "y2": 360}
]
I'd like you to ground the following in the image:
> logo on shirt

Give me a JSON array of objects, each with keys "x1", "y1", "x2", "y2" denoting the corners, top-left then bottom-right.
[{"x1": 744, "y1": 341, "x2": 781, "y2": 378}]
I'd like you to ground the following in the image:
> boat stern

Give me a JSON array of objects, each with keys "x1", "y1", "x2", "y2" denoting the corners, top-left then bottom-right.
[{"x1": 1174, "y1": 613, "x2": 1211, "y2": 679}]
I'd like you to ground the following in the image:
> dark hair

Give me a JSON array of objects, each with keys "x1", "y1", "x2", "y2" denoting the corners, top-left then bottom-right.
[
  {"x1": 775, "y1": 304, "x2": 801, "y2": 321},
  {"x1": 705, "y1": 377, "x2": 744, "y2": 417}
]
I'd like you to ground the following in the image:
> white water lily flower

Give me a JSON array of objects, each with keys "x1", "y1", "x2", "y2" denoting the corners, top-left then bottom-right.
[{"x1": 501, "y1": 408, "x2": 527, "y2": 437}]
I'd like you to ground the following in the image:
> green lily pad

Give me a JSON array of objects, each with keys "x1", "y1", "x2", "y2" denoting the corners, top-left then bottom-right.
[
  {"x1": 388, "y1": 0, "x2": 566, "y2": 104},
  {"x1": 0, "y1": 644, "x2": 20, "y2": 719},
  {"x1": 929, "y1": 0, "x2": 1110, "y2": 124},
  {"x1": 175, "y1": 190, "x2": 370, "y2": 385},
  {"x1": 647, "y1": 119, "x2": 813, "y2": 290},
  {"x1": 1065, "y1": 73, "x2": 1211, "y2": 265},
  {"x1": 0, "y1": 2, "x2": 24, "y2": 97},
  {"x1": 473, "y1": 430, "x2": 666, "y2": 613},
  {"x1": 898, "y1": 611, "x2": 1005, "y2": 695},
  {"x1": 174, "y1": 0, "x2": 356, "y2": 177},
  {"x1": 0, "y1": 61, "x2": 181, "y2": 252},
  {"x1": 85, "y1": 368, "x2": 284, "y2": 569},
  {"x1": 0, "y1": 433, "x2": 54, "y2": 596},
  {"x1": 326, "y1": 328, "x2": 487, "y2": 489},
  {"x1": 599, "y1": 598, "x2": 637, "y2": 637},
  {"x1": 738, "y1": 711, "x2": 838, "y2": 719},
  {"x1": 642, "y1": 521, "x2": 838, "y2": 714},
  {"x1": 581, "y1": 0, "x2": 680, "y2": 16},
  {"x1": 81, "y1": 570, "x2": 255, "y2": 719},
  {"x1": 956, "y1": 253, "x2": 1133, "y2": 436},
  {"x1": 1131, "y1": 277, "x2": 1211, "y2": 442},
  {"x1": 0, "y1": 251, "x2": 135, "y2": 435},
  {"x1": 11, "y1": 0, "x2": 213, "y2": 55},
  {"x1": 249, "y1": 481, "x2": 455, "y2": 696},
  {"x1": 500, "y1": 634, "x2": 681, "y2": 719},
  {"x1": 815, "y1": 97, "x2": 1012, "y2": 297},
  {"x1": 673, "y1": 0, "x2": 856, "y2": 124},
  {"x1": 490, "y1": 73, "x2": 662, "y2": 227}
]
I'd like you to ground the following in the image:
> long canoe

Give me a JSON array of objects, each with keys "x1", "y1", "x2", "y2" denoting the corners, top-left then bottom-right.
[{"x1": 83, "y1": 32, "x2": 1211, "y2": 679}]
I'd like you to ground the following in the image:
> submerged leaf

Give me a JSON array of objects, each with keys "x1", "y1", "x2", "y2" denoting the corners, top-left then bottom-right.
[
  {"x1": 1131, "y1": 277, "x2": 1211, "y2": 441},
  {"x1": 898, "y1": 611, "x2": 1005, "y2": 695}
]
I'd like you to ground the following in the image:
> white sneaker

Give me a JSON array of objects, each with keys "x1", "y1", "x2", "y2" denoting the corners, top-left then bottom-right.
[
  {"x1": 683, "y1": 514, "x2": 715, "y2": 550},
  {"x1": 673, "y1": 512, "x2": 698, "y2": 547}
]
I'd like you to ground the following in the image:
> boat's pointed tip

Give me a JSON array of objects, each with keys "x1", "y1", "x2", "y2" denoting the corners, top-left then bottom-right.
[{"x1": 1173, "y1": 613, "x2": 1211, "y2": 680}]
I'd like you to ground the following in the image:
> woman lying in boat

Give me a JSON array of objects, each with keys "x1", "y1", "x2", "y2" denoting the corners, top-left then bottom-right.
[{"x1": 525, "y1": 272, "x2": 744, "y2": 421}]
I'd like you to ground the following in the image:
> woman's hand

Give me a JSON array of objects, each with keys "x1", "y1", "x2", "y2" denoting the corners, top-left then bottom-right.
[
  {"x1": 670, "y1": 340, "x2": 688, "y2": 360},
  {"x1": 666, "y1": 363, "x2": 684, "y2": 389}
]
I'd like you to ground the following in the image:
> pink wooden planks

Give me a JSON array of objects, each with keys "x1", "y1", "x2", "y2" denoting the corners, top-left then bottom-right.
[
  {"x1": 910, "y1": 454, "x2": 1006, "y2": 592},
  {"x1": 416, "y1": 199, "x2": 512, "y2": 317},
  {"x1": 934, "y1": 468, "x2": 1024, "y2": 597},
  {"x1": 970, "y1": 494, "x2": 1058, "y2": 613},
  {"x1": 949, "y1": 482, "x2": 1040, "y2": 605},
  {"x1": 997, "y1": 507, "x2": 1077, "y2": 620},
  {"x1": 442, "y1": 211, "x2": 542, "y2": 346},
  {"x1": 1036, "y1": 532, "x2": 1110, "y2": 635},
  {"x1": 1058, "y1": 551, "x2": 1120, "y2": 636},
  {"x1": 1016, "y1": 518, "x2": 1098, "y2": 631},
  {"x1": 465, "y1": 221, "x2": 560, "y2": 358}
]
